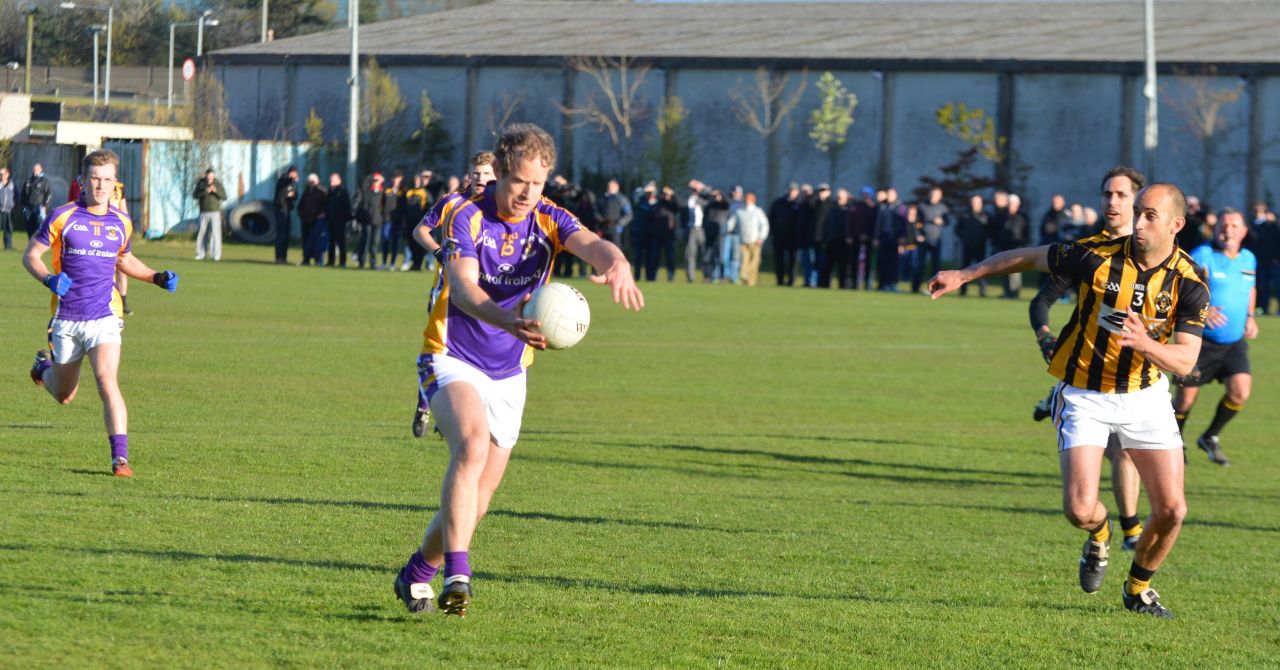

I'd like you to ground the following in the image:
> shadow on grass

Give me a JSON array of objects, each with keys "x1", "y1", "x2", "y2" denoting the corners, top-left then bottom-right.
[
  {"x1": 68, "y1": 469, "x2": 114, "y2": 477},
  {"x1": 863, "y1": 499, "x2": 1280, "y2": 534},
  {"x1": 477, "y1": 570, "x2": 894, "y2": 604},
  {"x1": 15, "y1": 489, "x2": 744, "y2": 534},
  {"x1": 522, "y1": 446, "x2": 1056, "y2": 490},
  {"x1": 3, "y1": 423, "x2": 55, "y2": 430}
]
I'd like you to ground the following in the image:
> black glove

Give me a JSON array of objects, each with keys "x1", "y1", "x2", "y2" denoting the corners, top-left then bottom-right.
[
  {"x1": 432, "y1": 248, "x2": 445, "y2": 265},
  {"x1": 1037, "y1": 332, "x2": 1058, "y2": 364}
]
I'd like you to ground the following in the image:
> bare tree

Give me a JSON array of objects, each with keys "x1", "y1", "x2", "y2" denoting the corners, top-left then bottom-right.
[
  {"x1": 486, "y1": 90, "x2": 527, "y2": 137},
  {"x1": 558, "y1": 56, "x2": 652, "y2": 174},
  {"x1": 729, "y1": 67, "x2": 807, "y2": 198},
  {"x1": 1165, "y1": 71, "x2": 1245, "y2": 203}
]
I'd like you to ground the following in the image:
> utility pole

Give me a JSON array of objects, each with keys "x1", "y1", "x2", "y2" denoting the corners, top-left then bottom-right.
[
  {"x1": 261, "y1": 0, "x2": 269, "y2": 43},
  {"x1": 347, "y1": 0, "x2": 359, "y2": 189},
  {"x1": 105, "y1": 5, "x2": 111, "y2": 105},
  {"x1": 1143, "y1": 0, "x2": 1158, "y2": 178},
  {"x1": 25, "y1": 8, "x2": 34, "y2": 94}
]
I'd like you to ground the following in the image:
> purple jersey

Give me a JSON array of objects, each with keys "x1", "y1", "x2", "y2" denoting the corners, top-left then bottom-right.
[
  {"x1": 418, "y1": 191, "x2": 466, "y2": 232},
  {"x1": 421, "y1": 189, "x2": 586, "y2": 379},
  {"x1": 35, "y1": 201, "x2": 133, "y2": 321}
]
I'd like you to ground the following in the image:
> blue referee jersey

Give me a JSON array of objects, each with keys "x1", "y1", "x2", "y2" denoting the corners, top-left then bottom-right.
[{"x1": 1191, "y1": 244, "x2": 1256, "y2": 344}]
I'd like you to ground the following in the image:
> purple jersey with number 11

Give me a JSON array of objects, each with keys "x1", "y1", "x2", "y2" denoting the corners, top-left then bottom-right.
[
  {"x1": 35, "y1": 200, "x2": 134, "y2": 321},
  {"x1": 421, "y1": 188, "x2": 585, "y2": 379}
]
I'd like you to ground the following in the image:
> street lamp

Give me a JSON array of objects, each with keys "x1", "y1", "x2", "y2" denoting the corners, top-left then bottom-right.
[
  {"x1": 167, "y1": 20, "x2": 198, "y2": 109},
  {"x1": 60, "y1": 2, "x2": 113, "y2": 106},
  {"x1": 87, "y1": 24, "x2": 106, "y2": 105},
  {"x1": 197, "y1": 10, "x2": 220, "y2": 58}
]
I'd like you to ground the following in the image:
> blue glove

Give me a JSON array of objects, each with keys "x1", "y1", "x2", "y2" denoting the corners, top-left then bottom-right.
[
  {"x1": 44, "y1": 273, "x2": 73, "y2": 297},
  {"x1": 153, "y1": 270, "x2": 179, "y2": 293}
]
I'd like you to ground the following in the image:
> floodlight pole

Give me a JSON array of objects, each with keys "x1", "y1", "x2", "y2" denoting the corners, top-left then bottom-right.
[
  {"x1": 105, "y1": 5, "x2": 111, "y2": 105},
  {"x1": 1143, "y1": 0, "x2": 1158, "y2": 178},
  {"x1": 92, "y1": 28, "x2": 100, "y2": 104},
  {"x1": 25, "y1": 8, "x2": 34, "y2": 94},
  {"x1": 168, "y1": 24, "x2": 174, "y2": 108},
  {"x1": 347, "y1": 0, "x2": 359, "y2": 189},
  {"x1": 197, "y1": 11, "x2": 208, "y2": 58}
]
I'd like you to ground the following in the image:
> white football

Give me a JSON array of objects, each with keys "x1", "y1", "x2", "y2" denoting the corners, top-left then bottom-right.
[{"x1": 523, "y1": 282, "x2": 591, "y2": 349}]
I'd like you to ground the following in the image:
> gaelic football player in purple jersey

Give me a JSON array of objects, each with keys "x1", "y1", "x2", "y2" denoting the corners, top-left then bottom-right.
[
  {"x1": 23, "y1": 149, "x2": 179, "y2": 477},
  {"x1": 393, "y1": 124, "x2": 644, "y2": 617},
  {"x1": 409, "y1": 151, "x2": 498, "y2": 439}
]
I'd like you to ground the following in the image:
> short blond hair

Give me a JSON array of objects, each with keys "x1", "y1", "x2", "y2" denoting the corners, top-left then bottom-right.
[
  {"x1": 82, "y1": 149, "x2": 120, "y2": 178},
  {"x1": 470, "y1": 151, "x2": 496, "y2": 169},
  {"x1": 494, "y1": 124, "x2": 556, "y2": 176}
]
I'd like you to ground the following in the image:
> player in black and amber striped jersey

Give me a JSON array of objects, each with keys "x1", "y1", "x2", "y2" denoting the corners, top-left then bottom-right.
[
  {"x1": 928, "y1": 183, "x2": 1210, "y2": 619},
  {"x1": 1030, "y1": 167, "x2": 1147, "y2": 554}
]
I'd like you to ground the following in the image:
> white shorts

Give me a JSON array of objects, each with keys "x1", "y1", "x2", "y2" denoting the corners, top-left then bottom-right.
[
  {"x1": 418, "y1": 353, "x2": 526, "y2": 449},
  {"x1": 1050, "y1": 376, "x2": 1181, "y2": 451},
  {"x1": 48, "y1": 316, "x2": 124, "y2": 364}
]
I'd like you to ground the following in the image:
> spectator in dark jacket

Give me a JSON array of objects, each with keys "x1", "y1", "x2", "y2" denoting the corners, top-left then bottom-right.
[
  {"x1": 874, "y1": 188, "x2": 906, "y2": 291},
  {"x1": 848, "y1": 187, "x2": 877, "y2": 289},
  {"x1": 21, "y1": 163, "x2": 51, "y2": 238},
  {"x1": 273, "y1": 166, "x2": 299, "y2": 264},
  {"x1": 193, "y1": 168, "x2": 227, "y2": 261},
  {"x1": 914, "y1": 187, "x2": 949, "y2": 293},
  {"x1": 956, "y1": 194, "x2": 991, "y2": 296},
  {"x1": 818, "y1": 188, "x2": 852, "y2": 288},
  {"x1": 702, "y1": 189, "x2": 729, "y2": 281},
  {"x1": 653, "y1": 186, "x2": 680, "y2": 282},
  {"x1": 631, "y1": 182, "x2": 656, "y2": 280},
  {"x1": 804, "y1": 184, "x2": 833, "y2": 287},
  {"x1": 297, "y1": 173, "x2": 328, "y2": 266},
  {"x1": 1040, "y1": 194, "x2": 1071, "y2": 245},
  {"x1": 325, "y1": 173, "x2": 353, "y2": 268},
  {"x1": 997, "y1": 194, "x2": 1030, "y2": 298},
  {"x1": 769, "y1": 184, "x2": 802, "y2": 286},
  {"x1": 354, "y1": 172, "x2": 384, "y2": 269}
]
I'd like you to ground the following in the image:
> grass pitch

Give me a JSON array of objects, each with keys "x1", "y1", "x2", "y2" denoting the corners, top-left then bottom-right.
[{"x1": 2, "y1": 241, "x2": 1277, "y2": 668}]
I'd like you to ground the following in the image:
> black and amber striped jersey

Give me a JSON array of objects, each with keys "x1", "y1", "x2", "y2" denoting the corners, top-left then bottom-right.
[{"x1": 1046, "y1": 236, "x2": 1210, "y2": 393}]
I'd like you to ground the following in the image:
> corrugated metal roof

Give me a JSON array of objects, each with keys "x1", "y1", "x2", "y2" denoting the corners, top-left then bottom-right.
[{"x1": 212, "y1": 1, "x2": 1280, "y2": 69}]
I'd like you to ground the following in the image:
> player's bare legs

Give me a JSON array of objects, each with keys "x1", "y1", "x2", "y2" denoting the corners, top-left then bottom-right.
[
  {"x1": 1060, "y1": 445, "x2": 1112, "y2": 594},
  {"x1": 433, "y1": 381, "x2": 496, "y2": 554},
  {"x1": 1119, "y1": 448, "x2": 1185, "y2": 617},
  {"x1": 40, "y1": 358, "x2": 83, "y2": 405},
  {"x1": 1059, "y1": 446, "x2": 1108, "y2": 530},
  {"x1": 1125, "y1": 449, "x2": 1185, "y2": 568},
  {"x1": 87, "y1": 343, "x2": 132, "y2": 476},
  {"x1": 1106, "y1": 441, "x2": 1143, "y2": 549},
  {"x1": 419, "y1": 441, "x2": 511, "y2": 564},
  {"x1": 88, "y1": 343, "x2": 127, "y2": 435}
]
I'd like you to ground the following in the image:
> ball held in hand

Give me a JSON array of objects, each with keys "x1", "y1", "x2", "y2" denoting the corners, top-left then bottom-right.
[{"x1": 522, "y1": 282, "x2": 591, "y2": 349}]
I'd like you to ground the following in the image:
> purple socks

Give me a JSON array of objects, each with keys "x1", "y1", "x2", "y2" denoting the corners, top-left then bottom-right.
[
  {"x1": 400, "y1": 551, "x2": 440, "y2": 585},
  {"x1": 109, "y1": 434, "x2": 128, "y2": 462},
  {"x1": 444, "y1": 551, "x2": 472, "y2": 579}
]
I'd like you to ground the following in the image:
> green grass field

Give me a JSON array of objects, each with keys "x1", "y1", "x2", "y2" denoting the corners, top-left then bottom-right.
[{"x1": 2, "y1": 241, "x2": 1277, "y2": 669}]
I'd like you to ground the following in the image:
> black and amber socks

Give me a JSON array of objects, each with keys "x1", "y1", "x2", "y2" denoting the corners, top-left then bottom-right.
[
  {"x1": 1203, "y1": 398, "x2": 1242, "y2": 438},
  {"x1": 1126, "y1": 562, "x2": 1156, "y2": 596},
  {"x1": 1089, "y1": 518, "x2": 1112, "y2": 544}
]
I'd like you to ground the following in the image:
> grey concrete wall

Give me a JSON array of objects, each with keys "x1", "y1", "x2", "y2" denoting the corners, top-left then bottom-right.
[
  {"x1": 1132, "y1": 74, "x2": 1251, "y2": 211},
  {"x1": 889, "y1": 72, "x2": 1000, "y2": 198},
  {"x1": 1014, "y1": 73, "x2": 1126, "y2": 240},
  {"x1": 215, "y1": 61, "x2": 1280, "y2": 215},
  {"x1": 776, "y1": 70, "x2": 882, "y2": 196},
  {"x1": 1258, "y1": 76, "x2": 1280, "y2": 207}
]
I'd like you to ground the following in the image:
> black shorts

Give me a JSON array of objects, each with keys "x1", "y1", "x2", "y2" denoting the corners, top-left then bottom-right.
[{"x1": 1178, "y1": 339, "x2": 1250, "y2": 387}]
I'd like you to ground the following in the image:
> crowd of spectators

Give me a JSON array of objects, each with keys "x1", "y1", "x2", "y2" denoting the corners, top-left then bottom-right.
[{"x1": 5, "y1": 158, "x2": 1279, "y2": 316}]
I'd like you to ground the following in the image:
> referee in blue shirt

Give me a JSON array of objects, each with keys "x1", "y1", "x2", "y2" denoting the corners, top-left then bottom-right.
[{"x1": 1173, "y1": 208, "x2": 1259, "y2": 466}]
